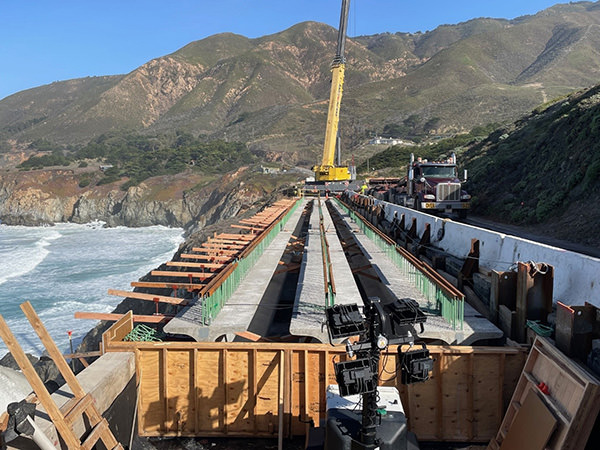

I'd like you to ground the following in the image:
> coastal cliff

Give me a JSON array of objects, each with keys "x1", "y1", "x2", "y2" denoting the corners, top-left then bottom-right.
[{"x1": 0, "y1": 166, "x2": 278, "y2": 230}]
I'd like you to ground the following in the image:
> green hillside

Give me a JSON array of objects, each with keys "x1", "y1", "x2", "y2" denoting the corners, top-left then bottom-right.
[
  {"x1": 463, "y1": 84, "x2": 600, "y2": 231},
  {"x1": 2, "y1": 2, "x2": 600, "y2": 169}
]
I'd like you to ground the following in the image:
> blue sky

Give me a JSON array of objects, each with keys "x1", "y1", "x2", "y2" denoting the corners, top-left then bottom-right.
[{"x1": 0, "y1": 0, "x2": 570, "y2": 100}]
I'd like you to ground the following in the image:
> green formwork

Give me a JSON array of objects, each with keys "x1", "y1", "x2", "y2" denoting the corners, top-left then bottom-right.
[
  {"x1": 335, "y1": 199, "x2": 464, "y2": 330},
  {"x1": 201, "y1": 200, "x2": 301, "y2": 325}
]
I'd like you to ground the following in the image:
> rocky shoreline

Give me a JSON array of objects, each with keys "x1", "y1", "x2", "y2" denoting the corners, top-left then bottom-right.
[
  {"x1": 0, "y1": 167, "x2": 275, "y2": 230},
  {"x1": 0, "y1": 167, "x2": 290, "y2": 394}
]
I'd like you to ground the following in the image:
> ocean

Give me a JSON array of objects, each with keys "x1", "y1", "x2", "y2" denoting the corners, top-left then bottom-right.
[{"x1": 0, "y1": 222, "x2": 184, "y2": 357}]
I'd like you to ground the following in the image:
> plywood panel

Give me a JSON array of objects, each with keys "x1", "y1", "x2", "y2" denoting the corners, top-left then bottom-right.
[
  {"x1": 490, "y1": 337, "x2": 600, "y2": 450},
  {"x1": 400, "y1": 357, "x2": 440, "y2": 440},
  {"x1": 226, "y1": 350, "x2": 252, "y2": 432},
  {"x1": 306, "y1": 351, "x2": 325, "y2": 423},
  {"x1": 166, "y1": 350, "x2": 194, "y2": 434},
  {"x1": 196, "y1": 350, "x2": 224, "y2": 432},
  {"x1": 132, "y1": 343, "x2": 527, "y2": 441},
  {"x1": 138, "y1": 349, "x2": 164, "y2": 433},
  {"x1": 499, "y1": 390, "x2": 557, "y2": 450},
  {"x1": 255, "y1": 351, "x2": 280, "y2": 433},
  {"x1": 472, "y1": 354, "x2": 502, "y2": 439},
  {"x1": 441, "y1": 354, "x2": 471, "y2": 440}
]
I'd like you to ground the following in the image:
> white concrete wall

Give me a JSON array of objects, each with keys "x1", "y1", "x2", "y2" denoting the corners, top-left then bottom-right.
[{"x1": 374, "y1": 199, "x2": 600, "y2": 308}]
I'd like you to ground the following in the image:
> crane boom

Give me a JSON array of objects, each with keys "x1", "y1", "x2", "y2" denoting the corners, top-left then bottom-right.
[{"x1": 313, "y1": 0, "x2": 353, "y2": 182}]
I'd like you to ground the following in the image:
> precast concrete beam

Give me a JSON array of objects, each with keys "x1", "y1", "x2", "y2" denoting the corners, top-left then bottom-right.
[
  {"x1": 290, "y1": 200, "x2": 362, "y2": 342},
  {"x1": 330, "y1": 200, "x2": 503, "y2": 345}
]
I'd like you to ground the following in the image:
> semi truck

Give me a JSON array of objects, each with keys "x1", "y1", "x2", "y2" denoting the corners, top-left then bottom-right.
[{"x1": 369, "y1": 153, "x2": 471, "y2": 218}]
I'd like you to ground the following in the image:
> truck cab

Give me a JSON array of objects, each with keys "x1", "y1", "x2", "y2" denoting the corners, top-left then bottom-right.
[{"x1": 401, "y1": 153, "x2": 471, "y2": 218}]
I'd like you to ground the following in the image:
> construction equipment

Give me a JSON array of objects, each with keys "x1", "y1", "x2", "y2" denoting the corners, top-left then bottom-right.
[
  {"x1": 367, "y1": 152, "x2": 471, "y2": 218},
  {"x1": 312, "y1": 0, "x2": 355, "y2": 182}
]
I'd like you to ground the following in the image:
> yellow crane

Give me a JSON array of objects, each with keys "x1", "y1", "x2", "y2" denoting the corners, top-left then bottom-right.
[{"x1": 313, "y1": 0, "x2": 354, "y2": 182}]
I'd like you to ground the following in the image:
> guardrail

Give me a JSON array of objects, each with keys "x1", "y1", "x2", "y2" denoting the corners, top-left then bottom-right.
[{"x1": 336, "y1": 197, "x2": 465, "y2": 329}]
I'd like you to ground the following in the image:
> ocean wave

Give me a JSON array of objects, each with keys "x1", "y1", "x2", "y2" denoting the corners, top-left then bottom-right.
[
  {"x1": 0, "y1": 227, "x2": 62, "y2": 286},
  {"x1": 0, "y1": 224, "x2": 185, "y2": 357}
]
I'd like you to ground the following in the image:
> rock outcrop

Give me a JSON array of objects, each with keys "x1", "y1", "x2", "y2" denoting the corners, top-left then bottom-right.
[{"x1": 0, "y1": 167, "x2": 268, "y2": 230}]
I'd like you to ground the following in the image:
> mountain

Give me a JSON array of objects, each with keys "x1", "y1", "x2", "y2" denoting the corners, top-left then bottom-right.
[{"x1": 2, "y1": 2, "x2": 600, "y2": 167}]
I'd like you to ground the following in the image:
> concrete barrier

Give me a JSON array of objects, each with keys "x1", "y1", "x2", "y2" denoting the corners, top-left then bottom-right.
[{"x1": 376, "y1": 200, "x2": 600, "y2": 308}]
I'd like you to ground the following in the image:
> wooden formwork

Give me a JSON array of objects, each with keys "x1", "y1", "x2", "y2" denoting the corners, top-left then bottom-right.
[{"x1": 103, "y1": 319, "x2": 527, "y2": 442}]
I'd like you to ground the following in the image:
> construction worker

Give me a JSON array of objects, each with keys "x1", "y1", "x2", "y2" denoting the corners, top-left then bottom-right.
[{"x1": 361, "y1": 182, "x2": 368, "y2": 194}]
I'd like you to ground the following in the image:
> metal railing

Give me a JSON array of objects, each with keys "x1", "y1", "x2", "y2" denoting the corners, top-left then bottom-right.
[{"x1": 335, "y1": 197, "x2": 464, "y2": 329}]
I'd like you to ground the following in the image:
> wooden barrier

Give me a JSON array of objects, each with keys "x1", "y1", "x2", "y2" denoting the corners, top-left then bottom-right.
[{"x1": 101, "y1": 322, "x2": 526, "y2": 442}]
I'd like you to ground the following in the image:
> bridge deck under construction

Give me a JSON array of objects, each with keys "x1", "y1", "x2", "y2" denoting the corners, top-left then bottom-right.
[{"x1": 155, "y1": 196, "x2": 501, "y2": 344}]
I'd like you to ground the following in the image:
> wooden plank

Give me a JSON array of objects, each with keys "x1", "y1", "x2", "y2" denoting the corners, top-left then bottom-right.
[
  {"x1": 20, "y1": 301, "x2": 87, "y2": 398},
  {"x1": 81, "y1": 418, "x2": 117, "y2": 450},
  {"x1": 166, "y1": 261, "x2": 225, "y2": 270},
  {"x1": 215, "y1": 233, "x2": 255, "y2": 240},
  {"x1": 467, "y1": 353, "x2": 474, "y2": 440},
  {"x1": 102, "y1": 310, "x2": 133, "y2": 352},
  {"x1": 162, "y1": 348, "x2": 169, "y2": 433},
  {"x1": 150, "y1": 270, "x2": 214, "y2": 279},
  {"x1": 192, "y1": 247, "x2": 240, "y2": 255},
  {"x1": 231, "y1": 224, "x2": 262, "y2": 231},
  {"x1": 436, "y1": 353, "x2": 444, "y2": 439},
  {"x1": 208, "y1": 238, "x2": 251, "y2": 245},
  {"x1": 0, "y1": 315, "x2": 81, "y2": 449},
  {"x1": 283, "y1": 349, "x2": 292, "y2": 438},
  {"x1": 235, "y1": 331, "x2": 271, "y2": 342},
  {"x1": 131, "y1": 281, "x2": 206, "y2": 290},
  {"x1": 0, "y1": 412, "x2": 9, "y2": 433},
  {"x1": 240, "y1": 218, "x2": 272, "y2": 226},
  {"x1": 222, "y1": 349, "x2": 228, "y2": 433},
  {"x1": 75, "y1": 311, "x2": 173, "y2": 323},
  {"x1": 193, "y1": 348, "x2": 199, "y2": 434},
  {"x1": 180, "y1": 253, "x2": 234, "y2": 262},
  {"x1": 63, "y1": 350, "x2": 102, "y2": 359},
  {"x1": 202, "y1": 242, "x2": 246, "y2": 249},
  {"x1": 303, "y1": 350, "x2": 309, "y2": 436},
  {"x1": 278, "y1": 350, "x2": 284, "y2": 450},
  {"x1": 251, "y1": 349, "x2": 257, "y2": 434},
  {"x1": 108, "y1": 289, "x2": 188, "y2": 306},
  {"x1": 63, "y1": 393, "x2": 94, "y2": 425}
]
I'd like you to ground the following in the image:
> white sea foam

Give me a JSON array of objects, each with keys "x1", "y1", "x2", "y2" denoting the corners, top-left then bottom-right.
[
  {"x1": 0, "y1": 223, "x2": 184, "y2": 357},
  {"x1": 0, "y1": 225, "x2": 61, "y2": 286}
]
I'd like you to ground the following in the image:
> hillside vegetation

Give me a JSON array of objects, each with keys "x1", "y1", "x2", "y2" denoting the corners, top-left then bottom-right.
[
  {"x1": 2, "y1": 2, "x2": 600, "y2": 167},
  {"x1": 461, "y1": 84, "x2": 600, "y2": 246},
  {"x1": 17, "y1": 133, "x2": 255, "y2": 190}
]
